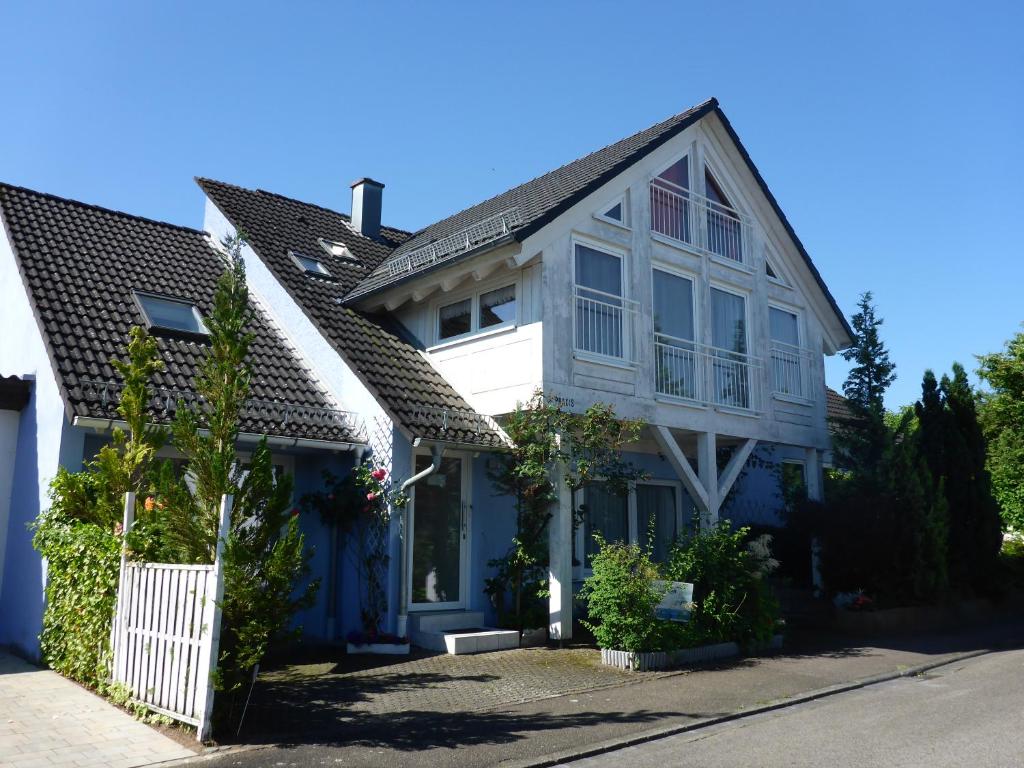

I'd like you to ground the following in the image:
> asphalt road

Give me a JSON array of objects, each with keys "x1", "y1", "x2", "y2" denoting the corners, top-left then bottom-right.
[{"x1": 561, "y1": 648, "x2": 1024, "y2": 768}]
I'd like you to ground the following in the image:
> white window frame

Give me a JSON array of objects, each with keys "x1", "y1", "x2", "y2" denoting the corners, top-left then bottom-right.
[
  {"x1": 768, "y1": 302, "x2": 812, "y2": 402},
  {"x1": 431, "y1": 277, "x2": 520, "y2": 347},
  {"x1": 571, "y1": 235, "x2": 635, "y2": 366},
  {"x1": 651, "y1": 263, "x2": 699, "y2": 344},
  {"x1": 594, "y1": 192, "x2": 630, "y2": 229},
  {"x1": 708, "y1": 282, "x2": 750, "y2": 354}
]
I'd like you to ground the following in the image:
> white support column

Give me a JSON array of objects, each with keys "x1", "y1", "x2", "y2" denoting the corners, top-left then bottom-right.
[
  {"x1": 653, "y1": 426, "x2": 708, "y2": 517},
  {"x1": 549, "y1": 461, "x2": 573, "y2": 642},
  {"x1": 718, "y1": 438, "x2": 757, "y2": 505},
  {"x1": 805, "y1": 447, "x2": 825, "y2": 595},
  {"x1": 196, "y1": 494, "x2": 232, "y2": 743},
  {"x1": 697, "y1": 431, "x2": 719, "y2": 528}
]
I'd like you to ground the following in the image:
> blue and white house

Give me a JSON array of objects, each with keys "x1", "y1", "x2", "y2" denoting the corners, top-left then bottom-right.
[{"x1": 0, "y1": 97, "x2": 851, "y2": 658}]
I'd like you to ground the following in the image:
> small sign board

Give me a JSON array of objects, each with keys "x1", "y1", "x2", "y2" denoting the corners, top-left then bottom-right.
[{"x1": 652, "y1": 580, "x2": 694, "y2": 623}]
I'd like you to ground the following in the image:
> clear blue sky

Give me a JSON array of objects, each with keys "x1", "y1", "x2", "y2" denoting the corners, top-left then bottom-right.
[{"x1": 2, "y1": 1, "x2": 1021, "y2": 408}]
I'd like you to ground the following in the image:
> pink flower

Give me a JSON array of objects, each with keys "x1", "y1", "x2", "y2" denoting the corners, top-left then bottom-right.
[
  {"x1": 371, "y1": 468, "x2": 387, "y2": 482},
  {"x1": 366, "y1": 491, "x2": 379, "y2": 502},
  {"x1": 291, "y1": 508, "x2": 300, "y2": 517}
]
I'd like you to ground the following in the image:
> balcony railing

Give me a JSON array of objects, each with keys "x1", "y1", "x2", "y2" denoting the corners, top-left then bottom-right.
[
  {"x1": 654, "y1": 336, "x2": 764, "y2": 412},
  {"x1": 769, "y1": 341, "x2": 814, "y2": 401},
  {"x1": 649, "y1": 181, "x2": 755, "y2": 266},
  {"x1": 574, "y1": 286, "x2": 640, "y2": 364}
]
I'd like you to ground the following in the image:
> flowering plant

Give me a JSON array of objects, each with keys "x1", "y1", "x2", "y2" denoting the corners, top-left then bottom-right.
[{"x1": 833, "y1": 589, "x2": 875, "y2": 611}]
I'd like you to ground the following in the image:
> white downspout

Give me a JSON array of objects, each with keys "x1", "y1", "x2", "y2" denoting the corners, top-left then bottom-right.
[{"x1": 396, "y1": 443, "x2": 443, "y2": 638}]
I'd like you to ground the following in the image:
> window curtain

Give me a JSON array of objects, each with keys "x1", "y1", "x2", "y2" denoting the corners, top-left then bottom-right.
[
  {"x1": 584, "y1": 482, "x2": 628, "y2": 567},
  {"x1": 653, "y1": 270, "x2": 694, "y2": 342},
  {"x1": 637, "y1": 484, "x2": 677, "y2": 564},
  {"x1": 769, "y1": 307, "x2": 799, "y2": 346},
  {"x1": 575, "y1": 244, "x2": 622, "y2": 297},
  {"x1": 711, "y1": 288, "x2": 746, "y2": 353}
]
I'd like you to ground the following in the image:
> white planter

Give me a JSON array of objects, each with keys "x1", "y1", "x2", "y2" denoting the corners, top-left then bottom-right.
[
  {"x1": 346, "y1": 642, "x2": 411, "y2": 655},
  {"x1": 601, "y1": 639, "x2": 758, "y2": 671}
]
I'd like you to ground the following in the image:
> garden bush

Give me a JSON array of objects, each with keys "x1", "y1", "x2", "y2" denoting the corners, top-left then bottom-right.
[{"x1": 666, "y1": 522, "x2": 780, "y2": 648}]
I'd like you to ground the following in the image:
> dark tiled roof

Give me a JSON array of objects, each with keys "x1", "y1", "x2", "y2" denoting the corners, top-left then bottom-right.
[
  {"x1": 825, "y1": 387, "x2": 853, "y2": 424},
  {"x1": 0, "y1": 182, "x2": 362, "y2": 444},
  {"x1": 0, "y1": 375, "x2": 31, "y2": 411},
  {"x1": 346, "y1": 99, "x2": 718, "y2": 301},
  {"x1": 196, "y1": 178, "x2": 507, "y2": 448}
]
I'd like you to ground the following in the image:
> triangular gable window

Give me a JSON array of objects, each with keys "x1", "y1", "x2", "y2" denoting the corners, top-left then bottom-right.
[
  {"x1": 766, "y1": 260, "x2": 778, "y2": 279},
  {"x1": 595, "y1": 194, "x2": 628, "y2": 227},
  {"x1": 704, "y1": 168, "x2": 734, "y2": 211},
  {"x1": 603, "y1": 202, "x2": 622, "y2": 222},
  {"x1": 654, "y1": 157, "x2": 689, "y2": 191}
]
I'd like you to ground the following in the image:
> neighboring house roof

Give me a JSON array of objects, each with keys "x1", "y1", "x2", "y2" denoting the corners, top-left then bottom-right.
[
  {"x1": 0, "y1": 375, "x2": 31, "y2": 411},
  {"x1": 825, "y1": 387, "x2": 854, "y2": 424},
  {"x1": 196, "y1": 178, "x2": 506, "y2": 448},
  {"x1": 0, "y1": 182, "x2": 363, "y2": 445},
  {"x1": 342, "y1": 98, "x2": 852, "y2": 343}
]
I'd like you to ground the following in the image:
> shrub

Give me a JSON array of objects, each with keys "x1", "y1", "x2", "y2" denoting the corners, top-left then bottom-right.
[
  {"x1": 665, "y1": 522, "x2": 780, "y2": 648},
  {"x1": 578, "y1": 538, "x2": 677, "y2": 652},
  {"x1": 32, "y1": 509, "x2": 121, "y2": 687}
]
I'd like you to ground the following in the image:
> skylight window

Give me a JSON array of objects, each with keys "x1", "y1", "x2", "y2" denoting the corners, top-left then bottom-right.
[
  {"x1": 289, "y1": 250, "x2": 333, "y2": 277},
  {"x1": 134, "y1": 292, "x2": 208, "y2": 337},
  {"x1": 317, "y1": 238, "x2": 361, "y2": 264}
]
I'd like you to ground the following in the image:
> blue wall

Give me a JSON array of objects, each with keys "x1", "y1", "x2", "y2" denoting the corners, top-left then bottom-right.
[{"x1": 722, "y1": 442, "x2": 807, "y2": 528}]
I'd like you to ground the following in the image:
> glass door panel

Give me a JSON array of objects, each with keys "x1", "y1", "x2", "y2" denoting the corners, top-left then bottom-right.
[{"x1": 411, "y1": 455, "x2": 464, "y2": 607}]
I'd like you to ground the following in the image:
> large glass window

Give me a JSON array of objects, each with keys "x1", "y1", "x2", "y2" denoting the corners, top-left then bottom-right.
[
  {"x1": 574, "y1": 243, "x2": 624, "y2": 358},
  {"x1": 438, "y1": 298, "x2": 472, "y2": 340},
  {"x1": 583, "y1": 482, "x2": 629, "y2": 568},
  {"x1": 770, "y1": 307, "x2": 804, "y2": 397},
  {"x1": 710, "y1": 288, "x2": 750, "y2": 408},
  {"x1": 637, "y1": 484, "x2": 678, "y2": 564},
  {"x1": 704, "y1": 168, "x2": 743, "y2": 262},
  {"x1": 653, "y1": 269, "x2": 697, "y2": 399},
  {"x1": 479, "y1": 285, "x2": 516, "y2": 329},
  {"x1": 650, "y1": 156, "x2": 691, "y2": 243},
  {"x1": 135, "y1": 292, "x2": 208, "y2": 336}
]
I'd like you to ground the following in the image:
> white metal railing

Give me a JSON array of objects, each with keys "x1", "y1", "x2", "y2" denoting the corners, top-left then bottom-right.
[
  {"x1": 649, "y1": 182, "x2": 755, "y2": 266},
  {"x1": 654, "y1": 338, "x2": 764, "y2": 412},
  {"x1": 407, "y1": 405, "x2": 505, "y2": 440},
  {"x1": 769, "y1": 341, "x2": 813, "y2": 401},
  {"x1": 574, "y1": 286, "x2": 640, "y2": 363},
  {"x1": 386, "y1": 207, "x2": 524, "y2": 279}
]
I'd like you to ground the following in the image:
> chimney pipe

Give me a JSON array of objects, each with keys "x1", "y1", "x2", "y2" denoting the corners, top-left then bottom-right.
[{"x1": 350, "y1": 178, "x2": 384, "y2": 239}]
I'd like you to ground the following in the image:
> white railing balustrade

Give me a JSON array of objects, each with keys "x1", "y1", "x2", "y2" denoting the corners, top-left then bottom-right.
[
  {"x1": 649, "y1": 182, "x2": 755, "y2": 266},
  {"x1": 770, "y1": 341, "x2": 813, "y2": 401},
  {"x1": 574, "y1": 286, "x2": 640, "y2": 363},
  {"x1": 654, "y1": 339, "x2": 764, "y2": 412}
]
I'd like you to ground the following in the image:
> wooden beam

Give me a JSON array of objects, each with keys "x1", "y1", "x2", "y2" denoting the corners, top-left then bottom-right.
[
  {"x1": 411, "y1": 284, "x2": 439, "y2": 302},
  {"x1": 653, "y1": 426, "x2": 709, "y2": 513},
  {"x1": 718, "y1": 438, "x2": 757, "y2": 502},
  {"x1": 383, "y1": 294, "x2": 408, "y2": 312},
  {"x1": 471, "y1": 259, "x2": 503, "y2": 282},
  {"x1": 440, "y1": 274, "x2": 466, "y2": 293}
]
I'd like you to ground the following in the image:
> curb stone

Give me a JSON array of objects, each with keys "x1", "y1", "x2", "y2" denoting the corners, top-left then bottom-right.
[{"x1": 499, "y1": 646, "x2": 1012, "y2": 768}]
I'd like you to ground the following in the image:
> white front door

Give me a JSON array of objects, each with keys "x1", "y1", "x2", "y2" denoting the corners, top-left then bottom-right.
[{"x1": 408, "y1": 453, "x2": 469, "y2": 611}]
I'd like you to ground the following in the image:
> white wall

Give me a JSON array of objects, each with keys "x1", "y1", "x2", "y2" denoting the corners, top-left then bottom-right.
[{"x1": 0, "y1": 223, "x2": 74, "y2": 656}]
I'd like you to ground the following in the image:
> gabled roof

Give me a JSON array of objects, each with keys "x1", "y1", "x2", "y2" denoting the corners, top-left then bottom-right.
[
  {"x1": 342, "y1": 98, "x2": 852, "y2": 343},
  {"x1": 196, "y1": 178, "x2": 507, "y2": 448},
  {"x1": 0, "y1": 182, "x2": 363, "y2": 445},
  {"x1": 345, "y1": 99, "x2": 718, "y2": 302},
  {"x1": 825, "y1": 386, "x2": 854, "y2": 424}
]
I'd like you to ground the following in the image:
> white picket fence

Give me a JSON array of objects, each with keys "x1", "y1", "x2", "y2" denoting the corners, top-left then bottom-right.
[{"x1": 110, "y1": 492, "x2": 231, "y2": 741}]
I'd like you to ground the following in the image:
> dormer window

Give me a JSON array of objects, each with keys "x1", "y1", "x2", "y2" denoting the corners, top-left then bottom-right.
[
  {"x1": 435, "y1": 283, "x2": 518, "y2": 344},
  {"x1": 134, "y1": 291, "x2": 208, "y2": 338},
  {"x1": 289, "y1": 250, "x2": 333, "y2": 277}
]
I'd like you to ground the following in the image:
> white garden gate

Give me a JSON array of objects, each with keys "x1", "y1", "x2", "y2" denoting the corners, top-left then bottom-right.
[{"x1": 110, "y1": 492, "x2": 231, "y2": 741}]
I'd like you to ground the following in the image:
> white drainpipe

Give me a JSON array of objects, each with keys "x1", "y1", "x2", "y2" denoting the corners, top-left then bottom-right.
[{"x1": 396, "y1": 442, "x2": 443, "y2": 637}]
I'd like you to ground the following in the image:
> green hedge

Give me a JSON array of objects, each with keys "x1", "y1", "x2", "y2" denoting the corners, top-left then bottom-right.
[{"x1": 33, "y1": 510, "x2": 120, "y2": 688}]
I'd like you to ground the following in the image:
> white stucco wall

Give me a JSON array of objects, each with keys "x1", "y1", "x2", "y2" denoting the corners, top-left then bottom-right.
[{"x1": 0, "y1": 222, "x2": 76, "y2": 656}]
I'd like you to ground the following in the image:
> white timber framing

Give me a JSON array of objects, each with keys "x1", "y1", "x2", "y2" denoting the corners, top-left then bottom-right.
[{"x1": 652, "y1": 426, "x2": 756, "y2": 528}]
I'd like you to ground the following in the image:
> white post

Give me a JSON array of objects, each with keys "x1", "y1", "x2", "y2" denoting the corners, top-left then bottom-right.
[
  {"x1": 548, "y1": 461, "x2": 573, "y2": 642},
  {"x1": 697, "y1": 431, "x2": 719, "y2": 529},
  {"x1": 805, "y1": 448, "x2": 825, "y2": 595},
  {"x1": 196, "y1": 494, "x2": 232, "y2": 743},
  {"x1": 110, "y1": 492, "x2": 135, "y2": 683}
]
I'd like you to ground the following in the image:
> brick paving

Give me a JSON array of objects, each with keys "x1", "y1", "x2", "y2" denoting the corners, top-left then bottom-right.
[
  {"x1": 0, "y1": 651, "x2": 197, "y2": 768},
  {"x1": 243, "y1": 646, "x2": 674, "y2": 736}
]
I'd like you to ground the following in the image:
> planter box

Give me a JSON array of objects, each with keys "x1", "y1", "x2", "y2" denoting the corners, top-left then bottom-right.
[
  {"x1": 601, "y1": 635, "x2": 783, "y2": 672},
  {"x1": 346, "y1": 642, "x2": 411, "y2": 655},
  {"x1": 520, "y1": 627, "x2": 547, "y2": 648}
]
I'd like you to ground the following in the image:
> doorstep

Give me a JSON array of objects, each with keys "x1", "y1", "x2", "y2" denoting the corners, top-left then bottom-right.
[{"x1": 408, "y1": 610, "x2": 520, "y2": 654}]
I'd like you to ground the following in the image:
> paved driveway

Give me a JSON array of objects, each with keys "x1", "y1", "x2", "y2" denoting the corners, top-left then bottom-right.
[{"x1": 0, "y1": 651, "x2": 197, "y2": 768}]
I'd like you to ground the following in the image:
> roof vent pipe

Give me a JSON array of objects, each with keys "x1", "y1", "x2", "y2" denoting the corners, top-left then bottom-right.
[{"x1": 350, "y1": 178, "x2": 384, "y2": 239}]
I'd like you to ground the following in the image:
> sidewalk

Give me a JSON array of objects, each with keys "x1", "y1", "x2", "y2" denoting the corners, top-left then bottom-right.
[
  {"x1": 206, "y1": 618, "x2": 1024, "y2": 768},
  {"x1": 0, "y1": 651, "x2": 197, "y2": 768}
]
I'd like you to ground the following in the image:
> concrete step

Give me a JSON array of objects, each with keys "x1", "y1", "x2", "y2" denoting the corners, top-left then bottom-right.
[
  {"x1": 413, "y1": 627, "x2": 521, "y2": 655},
  {"x1": 409, "y1": 610, "x2": 485, "y2": 633}
]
